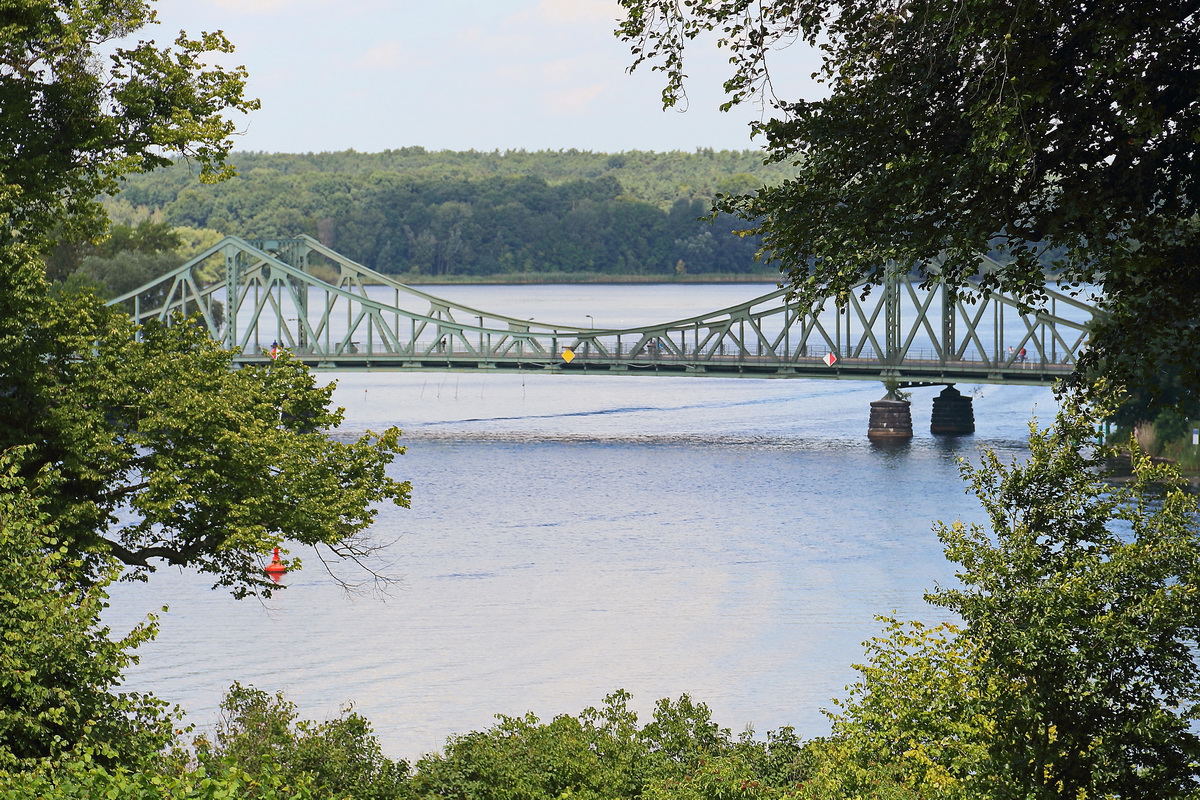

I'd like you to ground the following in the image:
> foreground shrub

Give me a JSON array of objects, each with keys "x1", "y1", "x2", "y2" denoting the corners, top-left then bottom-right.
[
  {"x1": 196, "y1": 683, "x2": 409, "y2": 800},
  {"x1": 0, "y1": 757, "x2": 316, "y2": 800},
  {"x1": 410, "y1": 691, "x2": 814, "y2": 800},
  {"x1": 0, "y1": 452, "x2": 176, "y2": 773}
]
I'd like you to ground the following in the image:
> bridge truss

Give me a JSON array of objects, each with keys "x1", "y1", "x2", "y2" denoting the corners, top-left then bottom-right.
[{"x1": 108, "y1": 235, "x2": 1099, "y2": 387}]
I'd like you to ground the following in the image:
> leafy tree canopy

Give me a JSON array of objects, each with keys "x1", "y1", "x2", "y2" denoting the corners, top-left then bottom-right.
[
  {"x1": 1, "y1": 243, "x2": 410, "y2": 597},
  {"x1": 0, "y1": 450, "x2": 176, "y2": 772},
  {"x1": 618, "y1": 0, "x2": 1200, "y2": 413},
  {"x1": 195, "y1": 683, "x2": 409, "y2": 800},
  {"x1": 0, "y1": 0, "x2": 258, "y2": 245},
  {"x1": 932, "y1": 413, "x2": 1200, "y2": 798},
  {"x1": 821, "y1": 411, "x2": 1200, "y2": 798},
  {"x1": 0, "y1": 1, "x2": 407, "y2": 596},
  {"x1": 410, "y1": 690, "x2": 810, "y2": 800}
]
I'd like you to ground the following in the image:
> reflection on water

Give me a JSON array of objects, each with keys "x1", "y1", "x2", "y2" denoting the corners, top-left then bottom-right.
[{"x1": 105, "y1": 285, "x2": 1058, "y2": 761}]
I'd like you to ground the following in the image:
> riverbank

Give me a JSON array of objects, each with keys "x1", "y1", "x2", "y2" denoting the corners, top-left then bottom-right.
[{"x1": 1102, "y1": 453, "x2": 1200, "y2": 491}]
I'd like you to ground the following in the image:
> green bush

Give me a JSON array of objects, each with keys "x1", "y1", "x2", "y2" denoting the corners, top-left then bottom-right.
[
  {"x1": 196, "y1": 683, "x2": 409, "y2": 800},
  {"x1": 410, "y1": 691, "x2": 816, "y2": 800},
  {"x1": 1154, "y1": 408, "x2": 1192, "y2": 450},
  {"x1": 0, "y1": 451, "x2": 177, "y2": 773},
  {"x1": 411, "y1": 692, "x2": 648, "y2": 800},
  {"x1": 0, "y1": 758, "x2": 317, "y2": 800}
]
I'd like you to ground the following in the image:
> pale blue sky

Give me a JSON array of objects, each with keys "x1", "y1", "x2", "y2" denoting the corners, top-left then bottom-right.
[{"x1": 151, "y1": 0, "x2": 824, "y2": 154}]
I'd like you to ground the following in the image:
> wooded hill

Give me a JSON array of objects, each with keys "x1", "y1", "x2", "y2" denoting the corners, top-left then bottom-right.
[{"x1": 108, "y1": 148, "x2": 795, "y2": 280}]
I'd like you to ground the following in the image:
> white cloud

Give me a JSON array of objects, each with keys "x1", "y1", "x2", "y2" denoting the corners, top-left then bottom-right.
[
  {"x1": 534, "y1": 0, "x2": 623, "y2": 25},
  {"x1": 206, "y1": 0, "x2": 364, "y2": 14},
  {"x1": 500, "y1": 0, "x2": 624, "y2": 32},
  {"x1": 538, "y1": 55, "x2": 605, "y2": 82},
  {"x1": 542, "y1": 82, "x2": 607, "y2": 113},
  {"x1": 454, "y1": 23, "x2": 537, "y2": 58},
  {"x1": 208, "y1": 0, "x2": 302, "y2": 12},
  {"x1": 356, "y1": 41, "x2": 406, "y2": 70}
]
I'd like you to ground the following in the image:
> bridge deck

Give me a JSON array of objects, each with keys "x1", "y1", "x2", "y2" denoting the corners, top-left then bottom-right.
[{"x1": 240, "y1": 350, "x2": 1072, "y2": 386}]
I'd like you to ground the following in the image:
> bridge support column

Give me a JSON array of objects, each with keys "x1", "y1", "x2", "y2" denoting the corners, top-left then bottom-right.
[
  {"x1": 930, "y1": 385, "x2": 975, "y2": 436},
  {"x1": 868, "y1": 394, "x2": 913, "y2": 440}
]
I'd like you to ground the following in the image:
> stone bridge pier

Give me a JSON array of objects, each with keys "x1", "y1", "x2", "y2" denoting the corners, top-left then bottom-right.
[{"x1": 867, "y1": 384, "x2": 975, "y2": 440}]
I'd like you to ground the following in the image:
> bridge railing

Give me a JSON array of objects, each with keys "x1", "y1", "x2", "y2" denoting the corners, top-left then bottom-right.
[{"x1": 278, "y1": 338, "x2": 1072, "y2": 367}]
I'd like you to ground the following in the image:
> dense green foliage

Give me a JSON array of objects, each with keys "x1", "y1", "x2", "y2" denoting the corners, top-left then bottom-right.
[
  {"x1": 107, "y1": 148, "x2": 794, "y2": 278},
  {"x1": 118, "y1": 148, "x2": 789, "y2": 214},
  {"x1": 0, "y1": 0, "x2": 410, "y2": 596},
  {"x1": 0, "y1": 762, "x2": 318, "y2": 800},
  {"x1": 195, "y1": 684, "x2": 408, "y2": 800},
  {"x1": 409, "y1": 691, "x2": 811, "y2": 800},
  {"x1": 190, "y1": 686, "x2": 824, "y2": 800},
  {"x1": 932, "y1": 415, "x2": 1200, "y2": 798},
  {"x1": 0, "y1": 451, "x2": 342, "y2": 798},
  {"x1": 818, "y1": 618, "x2": 982, "y2": 799},
  {"x1": 48, "y1": 219, "x2": 227, "y2": 298},
  {"x1": 0, "y1": 452, "x2": 176, "y2": 772},
  {"x1": 50, "y1": 219, "x2": 174, "y2": 283},
  {"x1": 0, "y1": 4, "x2": 416, "y2": 790},
  {"x1": 185, "y1": 685, "x2": 917, "y2": 800},
  {"x1": 818, "y1": 412, "x2": 1200, "y2": 799},
  {"x1": 1, "y1": 244, "x2": 410, "y2": 598},
  {"x1": 0, "y1": 0, "x2": 257, "y2": 247},
  {"x1": 618, "y1": 0, "x2": 1200, "y2": 416}
]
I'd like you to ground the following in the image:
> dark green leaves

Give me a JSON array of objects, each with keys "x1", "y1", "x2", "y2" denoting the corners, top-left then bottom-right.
[
  {"x1": 0, "y1": 0, "x2": 257, "y2": 243},
  {"x1": 0, "y1": 451, "x2": 176, "y2": 772},
  {"x1": 619, "y1": 0, "x2": 1200, "y2": 415},
  {"x1": 0, "y1": 243, "x2": 409, "y2": 597}
]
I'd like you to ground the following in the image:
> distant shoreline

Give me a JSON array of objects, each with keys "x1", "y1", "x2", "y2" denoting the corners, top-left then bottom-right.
[{"x1": 389, "y1": 273, "x2": 784, "y2": 286}]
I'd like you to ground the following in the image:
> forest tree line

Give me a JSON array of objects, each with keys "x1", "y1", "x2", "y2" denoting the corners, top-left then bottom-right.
[{"x1": 95, "y1": 148, "x2": 795, "y2": 283}]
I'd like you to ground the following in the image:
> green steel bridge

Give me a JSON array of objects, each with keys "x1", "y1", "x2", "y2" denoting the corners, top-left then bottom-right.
[{"x1": 108, "y1": 235, "x2": 1098, "y2": 389}]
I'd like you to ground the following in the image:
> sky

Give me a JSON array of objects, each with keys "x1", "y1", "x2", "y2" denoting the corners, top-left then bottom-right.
[{"x1": 149, "y1": 0, "x2": 826, "y2": 155}]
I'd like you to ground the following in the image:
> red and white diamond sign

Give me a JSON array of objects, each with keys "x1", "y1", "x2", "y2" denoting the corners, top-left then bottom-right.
[{"x1": 824, "y1": 352, "x2": 838, "y2": 367}]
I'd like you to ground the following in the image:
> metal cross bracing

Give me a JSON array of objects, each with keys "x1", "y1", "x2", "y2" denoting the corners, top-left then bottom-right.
[{"x1": 107, "y1": 235, "x2": 1099, "y2": 387}]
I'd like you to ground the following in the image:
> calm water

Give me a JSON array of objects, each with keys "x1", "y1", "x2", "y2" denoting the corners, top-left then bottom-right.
[{"x1": 105, "y1": 284, "x2": 1058, "y2": 760}]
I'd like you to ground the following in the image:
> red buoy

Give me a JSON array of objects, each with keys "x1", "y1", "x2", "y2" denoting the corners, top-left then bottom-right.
[{"x1": 264, "y1": 547, "x2": 287, "y2": 583}]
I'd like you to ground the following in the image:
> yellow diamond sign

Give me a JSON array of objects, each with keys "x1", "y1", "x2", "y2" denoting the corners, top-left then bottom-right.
[{"x1": 561, "y1": 348, "x2": 575, "y2": 363}]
